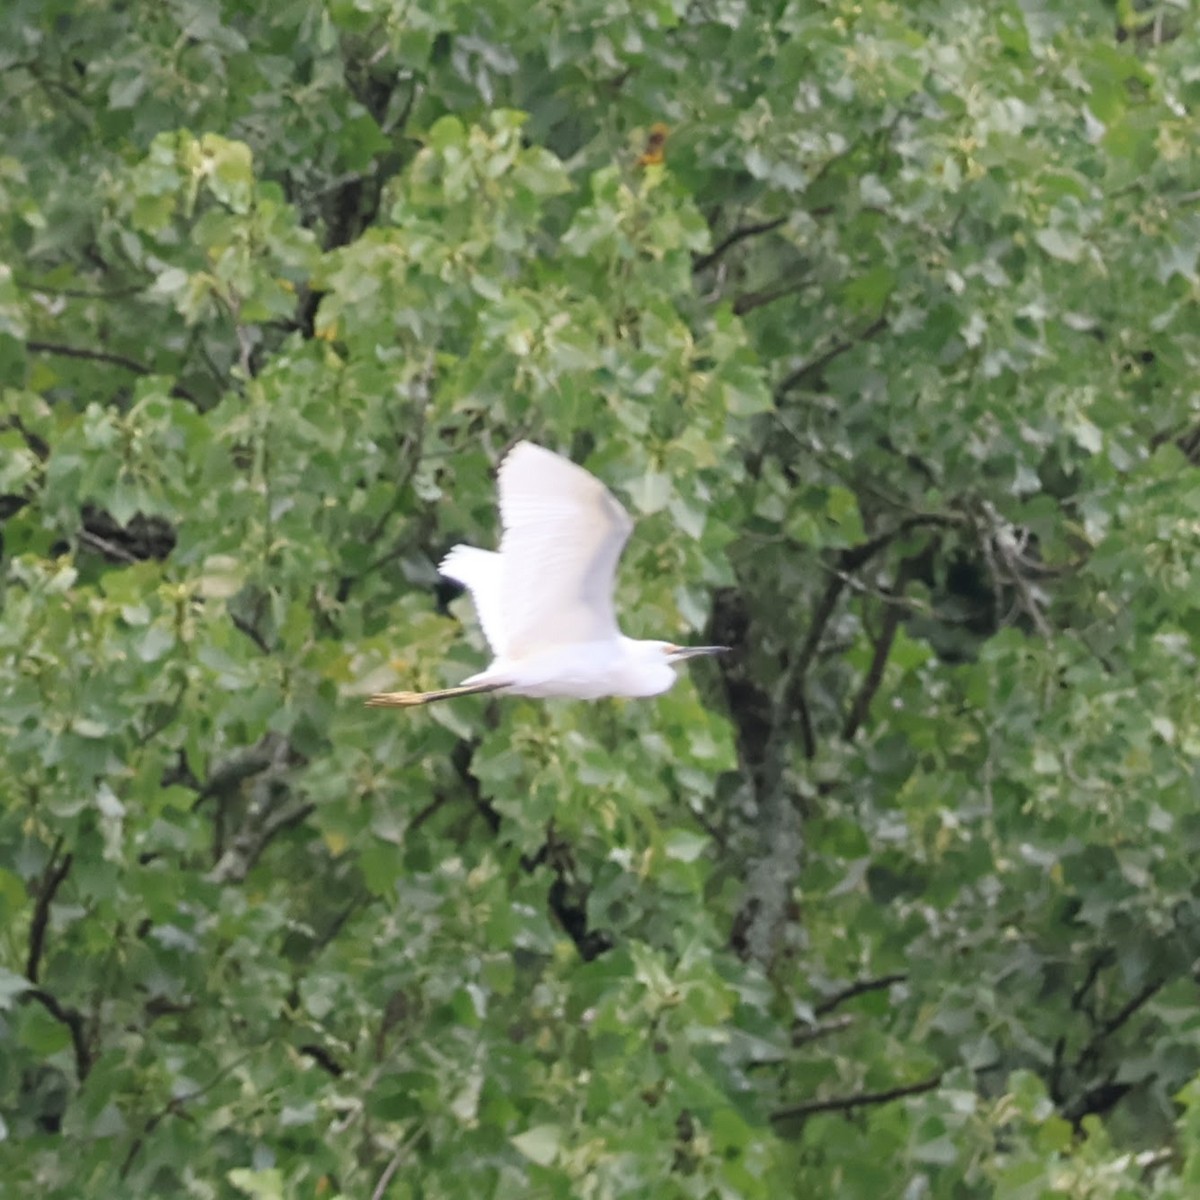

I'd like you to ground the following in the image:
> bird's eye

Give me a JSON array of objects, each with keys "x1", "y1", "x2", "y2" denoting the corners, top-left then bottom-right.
[{"x1": 664, "y1": 644, "x2": 680, "y2": 654}]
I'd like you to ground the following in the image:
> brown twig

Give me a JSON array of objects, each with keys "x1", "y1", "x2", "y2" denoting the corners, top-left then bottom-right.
[
  {"x1": 119, "y1": 1048, "x2": 258, "y2": 1178},
  {"x1": 195, "y1": 734, "x2": 289, "y2": 806},
  {"x1": 732, "y1": 277, "x2": 809, "y2": 316},
  {"x1": 230, "y1": 612, "x2": 271, "y2": 654},
  {"x1": 794, "y1": 573, "x2": 847, "y2": 682},
  {"x1": 26, "y1": 338, "x2": 154, "y2": 376},
  {"x1": 775, "y1": 315, "x2": 889, "y2": 399},
  {"x1": 27, "y1": 988, "x2": 92, "y2": 1080},
  {"x1": 771, "y1": 1072, "x2": 942, "y2": 1122},
  {"x1": 842, "y1": 558, "x2": 919, "y2": 740},
  {"x1": 408, "y1": 793, "x2": 450, "y2": 833},
  {"x1": 17, "y1": 278, "x2": 148, "y2": 301},
  {"x1": 780, "y1": 519, "x2": 948, "y2": 758},
  {"x1": 299, "y1": 1043, "x2": 346, "y2": 1077},
  {"x1": 27, "y1": 838, "x2": 73, "y2": 984},
  {"x1": 814, "y1": 972, "x2": 907, "y2": 1017},
  {"x1": 26, "y1": 339, "x2": 196, "y2": 402},
  {"x1": 1076, "y1": 978, "x2": 1167, "y2": 1075},
  {"x1": 693, "y1": 217, "x2": 787, "y2": 273},
  {"x1": 207, "y1": 801, "x2": 314, "y2": 884},
  {"x1": 77, "y1": 528, "x2": 139, "y2": 564},
  {"x1": 792, "y1": 1015, "x2": 854, "y2": 1045}
]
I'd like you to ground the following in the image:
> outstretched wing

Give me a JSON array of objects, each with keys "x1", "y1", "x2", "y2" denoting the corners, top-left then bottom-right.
[
  {"x1": 439, "y1": 544, "x2": 508, "y2": 656},
  {"x1": 496, "y1": 442, "x2": 634, "y2": 659}
]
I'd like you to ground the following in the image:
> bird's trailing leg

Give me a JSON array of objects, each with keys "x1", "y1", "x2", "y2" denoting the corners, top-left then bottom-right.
[{"x1": 365, "y1": 681, "x2": 505, "y2": 708}]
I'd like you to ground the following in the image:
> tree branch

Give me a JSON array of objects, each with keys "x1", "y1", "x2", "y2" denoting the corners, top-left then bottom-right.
[
  {"x1": 26, "y1": 338, "x2": 151, "y2": 377},
  {"x1": 842, "y1": 557, "x2": 920, "y2": 740},
  {"x1": 26, "y1": 838, "x2": 73, "y2": 984},
  {"x1": 77, "y1": 527, "x2": 138, "y2": 563},
  {"x1": 299, "y1": 1043, "x2": 346, "y2": 1077},
  {"x1": 772, "y1": 1072, "x2": 942, "y2": 1122},
  {"x1": 793, "y1": 572, "x2": 848, "y2": 683},
  {"x1": 194, "y1": 733, "x2": 290, "y2": 806},
  {"x1": 1071, "y1": 950, "x2": 1113, "y2": 1020},
  {"x1": 775, "y1": 315, "x2": 889, "y2": 399},
  {"x1": 16, "y1": 276, "x2": 147, "y2": 301},
  {"x1": 790, "y1": 515, "x2": 954, "y2": 699},
  {"x1": 814, "y1": 972, "x2": 907, "y2": 1016},
  {"x1": 693, "y1": 217, "x2": 787, "y2": 274},
  {"x1": 1075, "y1": 977, "x2": 1167, "y2": 1077},
  {"x1": 230, "y1": 612, "x2": 271, "y2": 654},
  {"x1": 519, "y1": 823, "x2": 613, "y2": 961},
  {"x1": 448, "y1": 740, "x2": 501, "y2": 834},
  {"x1": 207, "y1": 800, "x2": 314, "y2": 884},
  {"x1": 408, "y1": 792, "x2": 450, "y2": 834},
  {"x1": 1099, "y1": 978, "x2": 1166, "y2": 1040},
  {"x1": 792, "y1": 1015, "x2": 854, "y2": 1045},
  {"x1": 119, "y1": 1048, "x2": 258, "y2": 1178},
  {"x1": 26, "y1": 339, "x2": 197, "y2": 402},
  {"x1": 730, "y1": 518, "x2": 943, "y2": 962},
  {"x1": 1063, "y1": 1077, "x2": 1132, "y2": 1127},
  {"x1": 200, "y1": 734, "x2": 311, "y2": 883},
  {"x1": 27, "y1": 988, "x2": 92, "y2": 1080},
  {"x1": 732, "y1": 277, "x2": 809, "y2": 317}
]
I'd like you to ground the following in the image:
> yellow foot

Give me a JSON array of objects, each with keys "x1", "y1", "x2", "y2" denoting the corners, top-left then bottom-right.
[
  {"x1": 365, "y1": 690, "x2": 430, "y2": 708},
  {"x1": 365, "y1": 681, "x2": 504, "y2": 709}
]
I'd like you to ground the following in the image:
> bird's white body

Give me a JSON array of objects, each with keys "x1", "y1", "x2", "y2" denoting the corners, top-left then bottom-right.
[
  {"x1": 366, "y1": 442, "x2": 725, "y2": 708},
  {"x1": 460, "y1": 637, "x2": 681, "y2": 700}
]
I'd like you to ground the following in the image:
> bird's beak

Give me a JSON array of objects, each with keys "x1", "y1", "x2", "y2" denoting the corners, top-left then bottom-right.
[{"x1": 667, "y1": 645, "x2": 729, "y2": 661}]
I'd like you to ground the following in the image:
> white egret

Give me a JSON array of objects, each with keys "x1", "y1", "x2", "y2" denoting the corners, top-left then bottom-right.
[{"x1": 366, "y1": 441, "x2": 727, "y2": 708}]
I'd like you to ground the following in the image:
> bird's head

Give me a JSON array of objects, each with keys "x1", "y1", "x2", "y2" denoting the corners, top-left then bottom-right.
[{"x1": 620, "y1": 639, "x2": 729, "y2": 697}]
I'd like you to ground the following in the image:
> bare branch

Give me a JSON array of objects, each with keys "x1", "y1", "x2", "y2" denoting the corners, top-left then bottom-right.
[
  {"x1": 27, "y1": 838, "x2": 73, "y2": 984},
  {"x1": 693, "y1": 217, "x2": 787, "y2": 273},
  {"x1": 370, "y1": 1126, "x2": 425, "y2": 1200},
  {"x1": 200, "y1": 734, "x2": 311, "y2": 884},
  {"x1": 814, "y1": 972, "x2": 907, "y2": 1016},
  {"x1": 775, "y1": 516, "x2": 952, "y2": 763},
  {"x1": 408, "y1": 792, "x2": 450, "y2": 833},
  {"x1": 792, "y1": 1015, "x2": 854, "y2": 1045},
  {"x1": 1071, "y1": 950, "x2": 1113, "y2": 1019},
  {"x1": 26, "y1": 338, "x2": 197, "y2": 402},
  {"x1": 230, "y1": 612, "x2": 271, "y2": 654},
  {"x1": 195, "y1": 735, "x2": 289, "y2": 805},
  {"x1": 27, "y1": 988, "x2": 92, "y2": 1080},
  {"x1": 77, "y1": 528, "x2": 138, "y2": 563},
  {"x1": 207, "y1": 801, "x2": 314, "y2": 884},
  {"x1": 26, "y1": 338, "x2": 152, "y2": 376},
  {"x1": 732, "y1": 277, "x2": 809, "y2": 317},
  {"x1": 1098, "y1": 978, "x2": 1166, "y2": 1041},
  {"x1": 775, "y1": 315, "x2": 889, "y2": 399},
  {"x1": 119, "y1": 1048, "x2": 259, "y2": 1178},
  {"x1": 17, "y1": 277, "x2": 148, "y2": 300},
  {"x1": 793, "y1": 572, "x2": 848, "y2": 683},
  {"x1": 773, "y1": 1073, "x2": 942, "y2": 1122},
  {"x1": 842, "y1": 558, "x2": 919, "y2": 740},
  {"x1": 299, "y1": 1043, "x2": 346, "y2": 1077},
  {"x1": 976, "y1": 502, "x2": 1054, "y2": 639}
]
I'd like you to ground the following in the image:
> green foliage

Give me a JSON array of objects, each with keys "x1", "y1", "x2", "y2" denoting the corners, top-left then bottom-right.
[{"x1": 3, "y1": 0, "x2": 1200, "y2": 1195}]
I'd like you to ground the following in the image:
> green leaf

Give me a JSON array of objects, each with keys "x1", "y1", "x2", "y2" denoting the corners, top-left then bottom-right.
[
  {"x1": 0, "y1": 967, "x2": 31, "y2": 1010},
  {"x1": 228, "y1": 1168, "x2": 284, "y2": 1199},
  {"x1": 663, "y1": 830, "x2": 709, "y2": 863},
  {"x1": 511, "y1": 1124, "x2": 561, "y2": 1166},
  {"x1": 1034, "y1": 227, "x2": 1085, "y2": 263}
]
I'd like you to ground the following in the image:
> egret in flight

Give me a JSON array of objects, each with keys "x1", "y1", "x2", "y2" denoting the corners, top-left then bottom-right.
[{"x1": 366, "y1": 441, "x2": 727, "y2": 708}]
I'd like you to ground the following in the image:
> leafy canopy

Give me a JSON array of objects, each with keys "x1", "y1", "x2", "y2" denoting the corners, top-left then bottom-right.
[{"x1": 3, "y1": 0, "x2": 1200, "y2": 1196}]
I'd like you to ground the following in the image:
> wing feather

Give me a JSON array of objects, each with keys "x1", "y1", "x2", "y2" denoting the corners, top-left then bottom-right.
[
  {"x1": 439, "y1": 545, "x2": 508, "y2": 655},
  {"x1": 496, "y1": 442, "x2": 633, "y2": 658}
]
